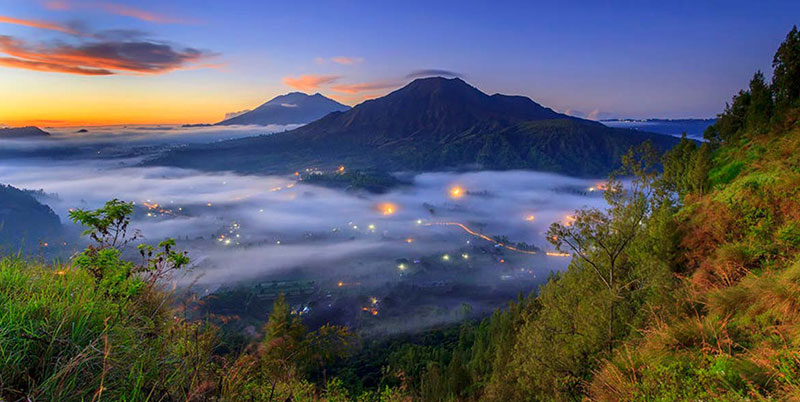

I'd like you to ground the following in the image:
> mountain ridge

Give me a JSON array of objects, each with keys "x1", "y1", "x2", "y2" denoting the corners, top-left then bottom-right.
[{"x1": 150, "y1": 77, "x2": 680, "y2": 177}]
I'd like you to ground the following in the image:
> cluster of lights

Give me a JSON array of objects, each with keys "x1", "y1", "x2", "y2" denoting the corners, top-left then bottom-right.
[
  {"x1": 362, "y1": 297, "x2": 379, "y2": 316},
  {"x1": 217, "y1": 222, "x2": 242, "y2": 245},
  {"x1": 141, "y1": 200, "x2": 177, "y2": 217}
]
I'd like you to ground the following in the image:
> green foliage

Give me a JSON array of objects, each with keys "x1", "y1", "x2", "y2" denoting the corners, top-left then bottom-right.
[
  {"x1": 709, "y1": 160, "x2": 744, "y2": 187},
  {"x1": 72, "y1": 246, "x2": 142, "y2": 299},
  {"x1": 773, "y1": 25, "x2": 800, "y2": 109},
  {"x1": 69, "y1": 199, "x2": 137, "y2": 248},
  {"x1": 778, "y1": 220, "x2": 800, "y2": 248}
]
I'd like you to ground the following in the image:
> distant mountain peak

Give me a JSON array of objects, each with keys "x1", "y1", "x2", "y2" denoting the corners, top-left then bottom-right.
[{"x1": 217, "y1": 92, "x2": 350, "y2": 126}]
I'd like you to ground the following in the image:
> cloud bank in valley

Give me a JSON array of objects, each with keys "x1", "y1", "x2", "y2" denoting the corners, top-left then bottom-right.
[{"x1": 0, "y1": 149, "x2": 607, "y2": 288}]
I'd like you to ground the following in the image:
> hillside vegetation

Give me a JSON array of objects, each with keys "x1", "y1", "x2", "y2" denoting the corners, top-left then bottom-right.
[
  {"x1": 367, "y1": 26, "x2": 800, "y2": 401},
  {"x1": 2, "y1": 26, "x2": 800, "y2": 402}
]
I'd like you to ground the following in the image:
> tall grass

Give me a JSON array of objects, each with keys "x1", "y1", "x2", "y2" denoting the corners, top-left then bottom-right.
[{"x1": 0, "y1": 256, "x2": 216, "y2": 401}]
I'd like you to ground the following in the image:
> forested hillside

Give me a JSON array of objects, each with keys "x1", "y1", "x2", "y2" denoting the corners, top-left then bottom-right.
[{"x1": 364, "y1": 26, "x2": 800, "y2": 401}]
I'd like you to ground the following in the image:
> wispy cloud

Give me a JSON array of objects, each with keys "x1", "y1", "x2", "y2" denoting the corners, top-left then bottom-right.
[
  {"x1": 282, "y1": 74, "x2": 341, "y2": 91},
  {"x1": 0, "y1": 15, "x2": 82, "y2": 35},
  {"x1": 44, "y1": 1, "x2": 189, "y2": 24},
  {"x1": 331, "y1": 80, "x2": 399, "y2": 94},
  {"x1": 315, "y1": 56, "x2": 364, "y2": 65},
  {"x1": 405, "y1": 69, "x2": 462, "y2": 79},
  {"x1": 0, "y1": 55, "x2": 111, "y2": 75},
  {"x1": 331, "y1": 56, "x2": 363, "y2": 65},
  {"x1": 99, "y1": 2, "x2": 185, "y2": 24},
  {"x1": 328, "y1": 92, "x2": 382, "y2": 105},
  {"x1": 0, "y1": 35, "x2": 214, "y2": 75}
]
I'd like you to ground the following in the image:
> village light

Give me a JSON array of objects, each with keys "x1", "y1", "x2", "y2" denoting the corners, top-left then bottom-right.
[
  {"x1": 377, "y1": 202, "x2": 397, "y2": 215},
  {"x1": 449, "y1": 185, "x2": 464, "y2": 199}
]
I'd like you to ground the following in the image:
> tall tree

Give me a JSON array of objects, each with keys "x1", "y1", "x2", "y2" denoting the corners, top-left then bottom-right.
[
  {"x1": 547, "y1": 142, "x2": 658, "y2": 352},
  {"x1": 773, "y1": 25, "x2": 800, "y2": 109}
]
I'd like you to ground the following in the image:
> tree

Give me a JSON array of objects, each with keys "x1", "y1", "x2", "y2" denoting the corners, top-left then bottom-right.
[
  {"x1": 773, "y1": 25, "x2": 800, "y2": 109},
  {"x1": 745, "y1": 71, "x2": 774, "y2": 132},
  {"x1": 660, "y1": 134, "x2": 697, "y2": 198},
  {"x1": 69, "y1": 199, "x2": 138, "y2": 249},
  {"x1": 688, "y1": 142, "x2": 713, "y2": 195},
  {"x1": 547, "y1": 143, "x2": 658, "y2": 352},
  {"x1": 69, "y1": 200, "x2": 188, "y2": 295}
]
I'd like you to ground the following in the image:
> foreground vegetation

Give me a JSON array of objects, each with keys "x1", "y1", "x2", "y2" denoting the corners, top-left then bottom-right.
[{"x1": 2, "y1": 26, "x2": 800, "y2": 401}]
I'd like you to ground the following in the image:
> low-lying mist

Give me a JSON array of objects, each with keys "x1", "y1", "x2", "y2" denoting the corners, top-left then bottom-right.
[{"x1": 0, "y1": 126, "x2": 610, "y2": 335}]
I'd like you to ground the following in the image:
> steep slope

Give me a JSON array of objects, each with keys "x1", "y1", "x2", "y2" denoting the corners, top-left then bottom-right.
[
  {"x1": 150, "y1": 77, "x2": 679, "y2": 177},
  {"x1": 0, "y1": 184, "x2": 61, "y2": 251},
  {"x1": 216, "y1": 92, "x2": 350, "y2": 126}
]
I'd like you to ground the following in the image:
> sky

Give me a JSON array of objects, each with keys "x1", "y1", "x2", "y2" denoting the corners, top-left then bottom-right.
[{"x1": 0, "y1": 0, "x2": 798, "y2": 126}]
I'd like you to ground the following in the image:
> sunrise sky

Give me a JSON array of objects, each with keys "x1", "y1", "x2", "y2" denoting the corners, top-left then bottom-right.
[{"x1": 1, "y1": 0, "x2": 798, "y2": 127}]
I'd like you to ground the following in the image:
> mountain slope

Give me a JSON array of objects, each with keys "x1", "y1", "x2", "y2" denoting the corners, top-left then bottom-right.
[
  {"x1": 0, "y1": 184, "x2": 61, "y2": 251},
  {"x1": 216, "y1": 92, "x2": 350, "y2": 126},
  {"x1": 0, "y1": 126, "x2": 50, "y2": 139},
  {"x1": 151, "y1": 77, "x2": 679, "y2": 177}
]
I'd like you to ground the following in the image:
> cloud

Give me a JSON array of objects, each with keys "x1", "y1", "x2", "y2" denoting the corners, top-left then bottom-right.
[
  {"x1": 43, "y1": 1, "x2": 70, "y2": 10},
  {"x1": 224, "y1": 110, "x2": 251, "y2": 120},
  {"x1": 44, "y1": 1, "x2": 187, "y2": 24},
  {"x1": 315, "y1": 56, "x2": 364, "y2": 65},
  {"x1": 330, "y1": 56, "x2": 363, "y2": 65},
  {"x1": 0, "y1": 55, "x2": 111, "y2": 75},
  {"x1": 282, "y1": 74, "x2": 341, "y2": 91},
  {"x1": 328, "y1": 92, "x2": 382, "y2": 105},
  {"x1": 0, "y1": 15, "x2": 82, "y2": 35},
  {"x1": 99, "y1": 2, "x2": 186, "y2": 24},
  {"x1": 0, "y1": 35, "x2": 214, "y2": 75},
  {"x1": 405, "y1": 69, "x2": 463, "y2": 79},
  {"x1": 331, "y1": 80, "x2": 400, "y2": 94},
  {"x1": 0, "y1": 132, "x2": 613, "y2": 333},
  {"x1": 280, "y1": 103, "x2": 298, "y2": 108}
]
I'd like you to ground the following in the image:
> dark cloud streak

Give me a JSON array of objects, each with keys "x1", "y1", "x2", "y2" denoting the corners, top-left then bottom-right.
[{"x1": 405, "y1": 69, "x2": 463, "y2": 79}]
